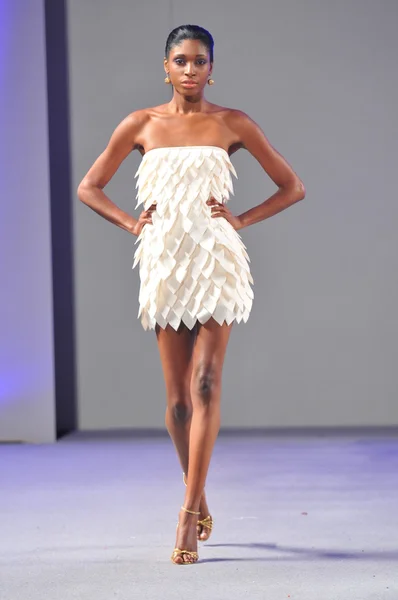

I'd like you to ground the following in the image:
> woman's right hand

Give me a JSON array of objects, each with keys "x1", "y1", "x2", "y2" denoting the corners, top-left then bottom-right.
[{"x1": 132, "y1": 202, "x2": 157, "y2": 237}]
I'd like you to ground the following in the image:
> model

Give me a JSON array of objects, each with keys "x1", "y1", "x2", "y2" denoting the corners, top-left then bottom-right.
[{"x1": 77, "y1": 24, "x2": 305, "y2": 565}]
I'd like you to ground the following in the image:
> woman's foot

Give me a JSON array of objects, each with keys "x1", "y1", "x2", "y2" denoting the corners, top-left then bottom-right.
[
  {"x1": 171, "y1": 507, "x2": 199, "y2": 565},
  {"x1": 198, "y1": 490, "x2": 213, "y2": 541}
]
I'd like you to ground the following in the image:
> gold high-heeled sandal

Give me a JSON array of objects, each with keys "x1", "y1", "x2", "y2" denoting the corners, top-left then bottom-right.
[
  {"x1": 171, "y1": 506, "x2": 200, "y2": 565},
  {"x1": 183, "y1": 472, "x2": 214, "y2": 541}
]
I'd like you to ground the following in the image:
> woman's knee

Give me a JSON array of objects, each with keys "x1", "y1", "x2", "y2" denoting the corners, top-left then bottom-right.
[
  {"x1": 191, "y1": 362, "x2": 220, "y2": 406},
  {"x1": 167, "y1": 391, "x2": 193, "y2": 425}
]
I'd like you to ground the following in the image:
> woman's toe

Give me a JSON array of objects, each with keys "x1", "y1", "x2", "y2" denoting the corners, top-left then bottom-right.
[{"x1": 172, "y1": 553, "x2": 183, "y2": 564}]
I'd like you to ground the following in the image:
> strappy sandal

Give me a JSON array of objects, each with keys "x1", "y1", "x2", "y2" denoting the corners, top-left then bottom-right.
[
  {"x1": 183, "y1": 472, "x2": 214, "y2": 541},
  {"x1": 171, "y1": 548, "x2": 199, "y2": 564},
  {"x1": 171, "y1": 506, "x2": 200, "y2": 565},
  {"x1": 197, "y1": 514, "x2": 213, "y2": 540}
]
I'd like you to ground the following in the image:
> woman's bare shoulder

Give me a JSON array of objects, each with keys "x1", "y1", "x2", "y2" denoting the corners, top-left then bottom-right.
[
  {"x1": 221, "y1": 106, "x2": 251, "y2": 125},
  {"x1": 131, "y1": 104, "x2": 171, "y2": 118},
  {"x1": 123, "y1": 107, "x2": 152, "y2": 126},
  {"x1": 117, "y1": 107, "x2": 162, "y2": 149},
  {"x1": 221, "y1": 108, "x2": 266, "y2": 148},
  {"x1": 212, "y1": 104, "x2": 253, "y2": 133},
  {"x1": 122, "y1": 104, "x2": 173, "y2": 127},
  {"x1": 209, "y1": 106, "x2": 253, "y2": 152}
]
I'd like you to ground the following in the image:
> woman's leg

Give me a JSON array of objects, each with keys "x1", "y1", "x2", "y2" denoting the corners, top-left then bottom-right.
[
  {"x1": 155, "y1": 322, "x2": 196, "y2": 477},
  {"x1": 155, "y1": 322, "x2": 212, "y2": 536},
  {"x1": 173, "y1": 317, "x2": 233, "y2": 563}
]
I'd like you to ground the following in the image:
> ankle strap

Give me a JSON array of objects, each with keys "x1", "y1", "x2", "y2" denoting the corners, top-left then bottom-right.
[{"x1": 181, "y1": 505, "x2": 200, "y2": 515}]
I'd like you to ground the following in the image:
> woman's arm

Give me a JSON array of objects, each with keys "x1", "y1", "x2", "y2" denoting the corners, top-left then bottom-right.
[
  {"x1": 77, "y1": 111, "x2": 146, "y2": 235},
  {"x1": 230, "y1": 111, "x2": 305, "y2": 229}
]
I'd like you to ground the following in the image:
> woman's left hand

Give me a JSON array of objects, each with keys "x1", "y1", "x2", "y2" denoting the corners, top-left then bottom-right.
[{"x1": 206, "y1": 197, "x2": 243, "y2": 231}]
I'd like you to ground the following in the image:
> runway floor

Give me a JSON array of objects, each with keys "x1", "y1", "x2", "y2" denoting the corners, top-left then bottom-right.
[{"x1": 1, "y1": 429, "x2": 397, "y2": 600}]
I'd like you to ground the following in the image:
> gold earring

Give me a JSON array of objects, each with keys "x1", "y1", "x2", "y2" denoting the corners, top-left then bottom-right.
[
  {"x1": 164, "y1": 73, "x2": 171, "y2": 84},
  {"x1": 207, "y1": 78, "x2": 214, "y2": 85}
]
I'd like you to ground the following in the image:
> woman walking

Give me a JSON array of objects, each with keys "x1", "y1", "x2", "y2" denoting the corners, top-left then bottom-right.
[{"x1": 77, "y1": 24, "x2": 305, "y2": 565}]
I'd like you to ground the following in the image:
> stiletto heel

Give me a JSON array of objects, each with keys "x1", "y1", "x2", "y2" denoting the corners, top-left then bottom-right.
[{"x1": 183, "y1": 472, "x2": 214, "y2": 541}]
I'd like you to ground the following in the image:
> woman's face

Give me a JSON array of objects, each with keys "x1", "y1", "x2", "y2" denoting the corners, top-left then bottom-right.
[{"x1": 164, "y1": 39, "x2": 212, "y2": 94}]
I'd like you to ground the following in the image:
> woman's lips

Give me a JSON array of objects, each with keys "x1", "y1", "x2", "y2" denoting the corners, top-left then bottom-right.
[{"x1": 181, "y1": 81, "x2": 197, "y2": 87}]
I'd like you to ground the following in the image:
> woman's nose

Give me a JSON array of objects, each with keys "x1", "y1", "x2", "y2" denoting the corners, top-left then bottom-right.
[{"x1": 185, "y1": 63, "x2": 196, "y2": 74}]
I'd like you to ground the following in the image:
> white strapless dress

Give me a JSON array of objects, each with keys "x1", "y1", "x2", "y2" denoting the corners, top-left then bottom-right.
[{"x1": 132, "y1": 146, "x2": 254, "y2": 331}]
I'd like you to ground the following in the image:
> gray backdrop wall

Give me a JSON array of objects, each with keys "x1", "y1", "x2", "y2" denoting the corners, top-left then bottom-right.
[{"x1": 66, "y1": 0, "x2": 398, "y2": 430}]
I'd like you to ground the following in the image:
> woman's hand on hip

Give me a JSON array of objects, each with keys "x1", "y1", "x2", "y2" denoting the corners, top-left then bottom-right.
[
  {"x1": 206, "y1": 198, "x2": 243, "y2": 231},
  {"x1": 132, "y1": 203, "x2": 157, "y2": 236}
]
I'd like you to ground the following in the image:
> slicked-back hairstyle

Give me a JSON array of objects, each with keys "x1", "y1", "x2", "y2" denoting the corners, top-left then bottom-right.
[{"x1": 165, "y1": 24, "x2": 214, "y2": 63}]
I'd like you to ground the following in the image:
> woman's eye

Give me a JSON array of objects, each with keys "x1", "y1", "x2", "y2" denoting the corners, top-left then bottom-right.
[{"x1": 174, "y1": 59, "x2": 207, "y2": 66}]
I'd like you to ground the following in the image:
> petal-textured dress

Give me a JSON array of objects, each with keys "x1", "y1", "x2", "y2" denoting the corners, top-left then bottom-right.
[{"x1": 132, "y1": 145, "x2": 254, "y2": 331}]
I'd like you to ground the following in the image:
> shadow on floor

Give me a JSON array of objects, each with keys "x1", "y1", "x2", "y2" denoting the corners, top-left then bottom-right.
[{"x1": 202, "y1": 542, "x2": 398, "y2": 562}]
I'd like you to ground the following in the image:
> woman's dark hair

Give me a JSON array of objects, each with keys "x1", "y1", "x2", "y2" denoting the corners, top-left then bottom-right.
[{"x1": 165, "y1": 25, "x2": 214, "y2": 63}]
